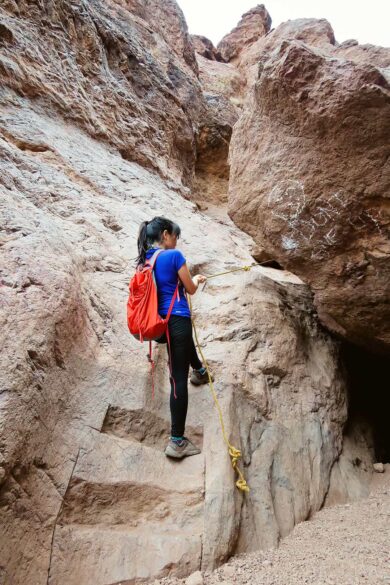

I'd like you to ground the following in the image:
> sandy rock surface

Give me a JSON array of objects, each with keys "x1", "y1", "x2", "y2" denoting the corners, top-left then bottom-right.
[{"x1": 155, "y1": 467, "x2": 390, "y2": 585}]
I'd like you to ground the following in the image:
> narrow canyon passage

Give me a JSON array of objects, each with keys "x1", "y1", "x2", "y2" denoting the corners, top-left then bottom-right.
[{"x1": 341, "y1": 343, "x2": 390, "y2": 464}]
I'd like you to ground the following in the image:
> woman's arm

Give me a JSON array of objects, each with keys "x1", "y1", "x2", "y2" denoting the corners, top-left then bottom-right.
[{"x1": 178, "y1": 263, "x2": 206, "y2": 295}]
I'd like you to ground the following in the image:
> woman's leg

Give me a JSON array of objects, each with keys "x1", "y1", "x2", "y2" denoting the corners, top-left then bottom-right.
[
  {"x1": 189, "y1": 336, "x2": 203, "y2": 371},
  {"x1": 167, "y1": 316, "x2": 192, "y2": 437}
]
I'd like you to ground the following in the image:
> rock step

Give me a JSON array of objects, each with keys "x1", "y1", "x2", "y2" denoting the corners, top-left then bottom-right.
[
  {"x1": 48, "y1": 431, "x2": 205, "y2": 584},
  {"x1": 102, "y1": 406, "x2": 203, "y2": 450},
  {"x1": 62, "y1": 431, "x2": 205, "y2": 498},
  {"x1": 49, "y1": 524, "x2": 202, "y2": 585},
  {"x1": 58, "y1": 477, "x2": 204, "y2": 525}
]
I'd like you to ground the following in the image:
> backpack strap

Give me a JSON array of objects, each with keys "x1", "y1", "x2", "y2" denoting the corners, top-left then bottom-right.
[
  {"x1": 166, "y1": 282, "x2": 180, "y2": 321},
  {"x1": 148, "y1": 340, "x2": 156, "y2": 399},
  {"x1": 145, "y1": 248, "x2": 163, "y2": 269}
]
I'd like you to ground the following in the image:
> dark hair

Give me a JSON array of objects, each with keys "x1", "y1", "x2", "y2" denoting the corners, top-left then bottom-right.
[{"x1": 136, "y1": 216, "x2": 181, "y2": 266}]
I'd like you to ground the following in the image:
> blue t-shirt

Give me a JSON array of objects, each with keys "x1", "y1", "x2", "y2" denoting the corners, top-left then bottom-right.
[{"x1": 145, "y1": 248, "x2": 191, "y2": 318}]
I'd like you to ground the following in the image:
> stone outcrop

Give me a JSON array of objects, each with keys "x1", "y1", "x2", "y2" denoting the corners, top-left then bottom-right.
[
  {"x1": 228, "y1": 39, "x2": 390, "y2": 354},
  {"x1": 0, "y1": 2, "x2": 382, "y2": 584},
  {"x1": 335, "y1": 39, "x2": 390, "y2": 69},
  {"x1": 191, "y1": 34, "x2": 222, "y2": 61},
  {"x1": 194, "y1": 94, "x2": 238, "y2": 204},
  {"x1": 217, "y1": 4, "x2": 271, "y2": 64},
  {"x1": 235, "y1": 18, "x2": 336, "y2": 86}
]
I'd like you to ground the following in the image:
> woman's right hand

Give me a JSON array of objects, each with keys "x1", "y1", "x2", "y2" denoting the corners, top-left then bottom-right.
[
  {"x1": 178, "y1": 263, "x2": 207, "y2": 294},
  {"x1": 193, "y1": 274, "x2": 207, "y2": 286}
]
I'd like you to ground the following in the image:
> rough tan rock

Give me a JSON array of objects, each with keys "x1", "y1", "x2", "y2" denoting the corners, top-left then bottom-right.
[
  {"x1": 194, "y1": 93, "x2": 239, "y2": 204},
  {"x1": 214, "y1": 13, "x2": 389, "y2": 94},
  {"x1": 237, "y1": 18, "x2": 336, "y2": 86},
  {"x1": 193, "y1": 56, "x2": 244, "y2": 206},
  {"x1": 196, "y1": 55, "x2": 245, "y2": 100},
  {"x1": 185, "y1": 570, "x2": 204, "y2": 585},
  {"x1": 191, "y1": 35, "x2": 221, "y2": 61},
  {"x1": 228, "y1": 40, "x2": 390, "y2": 353},
  {"x1": 335, "y1": 40, "x2": 390, "y2": 69},
  {"x1": 0, "y1": 0, "x2": 204, "y2": 185},
  {"x1": 0, "y1": 100, "x2": 356, "y2": 582}
]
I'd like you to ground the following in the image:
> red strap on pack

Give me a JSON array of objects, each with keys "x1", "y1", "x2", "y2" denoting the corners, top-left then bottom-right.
[
  {"x1": 166, "y1": 326, "x2": 177, "y2": 399},
  {"x1": 166, "y1": 283, "x2": 179, "y2": 321},
  {"x1": 165, "y1": 281, "x2": 179, "y2": 399}
]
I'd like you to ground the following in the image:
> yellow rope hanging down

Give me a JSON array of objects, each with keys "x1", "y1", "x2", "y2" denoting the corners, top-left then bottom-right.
[{"x1": 188, "y1": 263, "x2": 252, "y2": 493}]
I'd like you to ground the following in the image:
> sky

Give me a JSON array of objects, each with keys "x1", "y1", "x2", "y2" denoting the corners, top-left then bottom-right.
[{"x1": 177, "y1": 0, "x2": 390, "y2": 48}]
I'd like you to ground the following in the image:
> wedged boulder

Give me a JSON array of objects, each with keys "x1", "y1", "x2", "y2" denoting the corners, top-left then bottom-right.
[
  {"x1": 228, "y1": 39, "x2": 390, "y2": 353},
  {"x1": 195, "y1": 54, "x2": 245, "y2": 101}
]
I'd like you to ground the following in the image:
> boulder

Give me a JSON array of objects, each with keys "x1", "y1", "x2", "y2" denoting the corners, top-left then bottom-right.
[
  {"x1": 236, "y1": 18, "x2": 336, "y2": 86},
  {"x1": 228, "y1": 40, "x2": 390, "y2": 353},
  {"x1": 196, "y1": 55, "x2": 244, "y2": 100},
  {"x1": 191, "y1": 34, "x2": 221, "y2": 61}
]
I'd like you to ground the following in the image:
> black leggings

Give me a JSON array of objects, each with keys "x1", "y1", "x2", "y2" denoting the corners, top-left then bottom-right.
[{"x1": 157, "y1": 315, "x2": 202, "y2": 437}]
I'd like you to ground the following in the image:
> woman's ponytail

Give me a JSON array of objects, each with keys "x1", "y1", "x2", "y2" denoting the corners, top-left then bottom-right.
[
  {"x1": 136, "y1": 217, "x2": 181, "y2": 267},
  {"x1": 136, "y1": 221, "x2": 149, "y2": 267}
]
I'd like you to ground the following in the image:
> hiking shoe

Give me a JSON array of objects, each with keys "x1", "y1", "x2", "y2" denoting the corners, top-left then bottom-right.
[
  {"x1": 190, "y1": 367, "x2": 212, "y2": 386},
  {"x1": 164, "y1": 437, "x2": 201, "y2": 459}
]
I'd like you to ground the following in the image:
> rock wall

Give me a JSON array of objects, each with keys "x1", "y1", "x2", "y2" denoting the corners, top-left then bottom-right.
[
  {"x1": 0, "y1": 2, "x2": 378, "y2": 584},
  {"x1": 0, "y1": 0, "x2": 205, "y2": 185}
]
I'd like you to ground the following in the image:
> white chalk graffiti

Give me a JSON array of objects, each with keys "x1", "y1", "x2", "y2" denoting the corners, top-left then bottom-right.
[{"x1": 267, "y1": 181, "x2": 383, "y2": 260}]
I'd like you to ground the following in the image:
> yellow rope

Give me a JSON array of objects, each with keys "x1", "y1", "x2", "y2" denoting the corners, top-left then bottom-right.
[
  {"x1": 205, "y1": 264, "x2": 255, "y2": 281},
  {"x1": 188, "y1": 263, "x2": 251, "y2": 493}
]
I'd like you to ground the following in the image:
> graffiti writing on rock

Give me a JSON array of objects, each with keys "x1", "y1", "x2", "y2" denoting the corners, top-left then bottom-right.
[{"x1": 266, "y1": 180, "x2": 382, "y2": 260}]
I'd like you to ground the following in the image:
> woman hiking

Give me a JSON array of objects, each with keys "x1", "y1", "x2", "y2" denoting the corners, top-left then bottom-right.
[{"x1": 136, "y1": 216, "x2": 210, "y2": 459}]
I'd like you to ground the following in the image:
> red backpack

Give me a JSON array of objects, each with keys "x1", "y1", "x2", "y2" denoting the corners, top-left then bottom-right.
[{"x1": 127, "y1": 249, "x2": 178, "y2": 396}]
